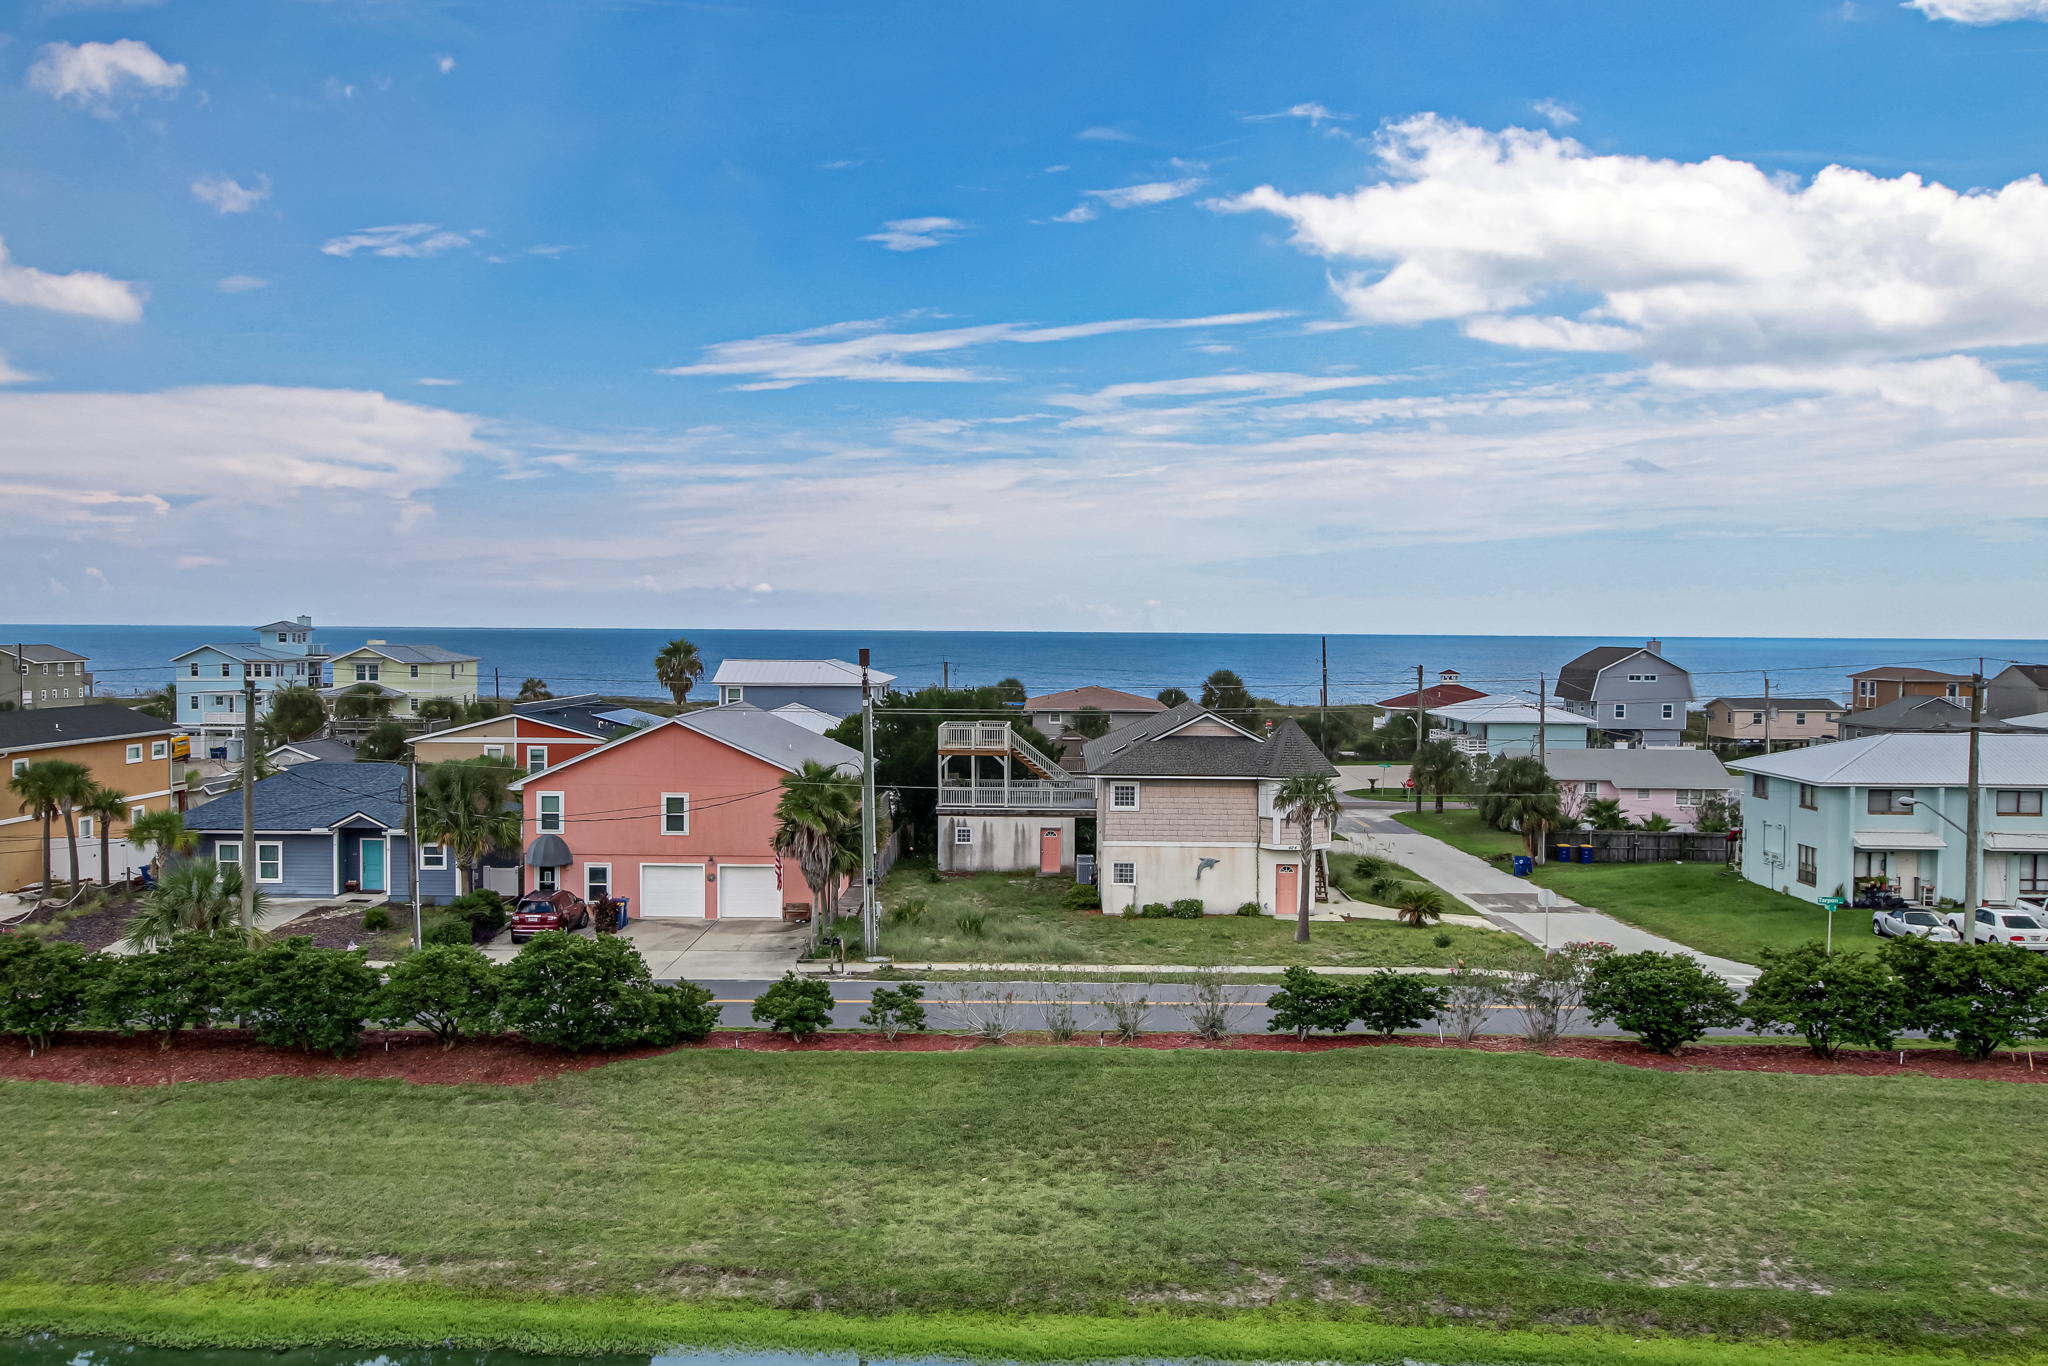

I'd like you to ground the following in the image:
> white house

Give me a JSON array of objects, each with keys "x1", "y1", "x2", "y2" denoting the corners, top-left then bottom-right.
[{"x1": 708, "y1": 659, "x2": 895, "y2": 719}]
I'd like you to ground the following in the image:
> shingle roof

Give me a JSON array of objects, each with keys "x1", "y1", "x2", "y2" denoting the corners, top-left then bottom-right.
[
  {"x1": 1553, "y1": 646, "x2": 1641, "y2": 702},
  {"x1": 338, "y1": 643, "x2": 478, "y2": 665},
  {"x1": 1024, "y1": 686, "x2": 1165, "y2": 713},
  {"x1": 186, "y1": 761, "x2": 407, "y2": 832},
  {"x1": 270, "y1": 738, "x2": 358, "y2": 763},
  {"x1": 709, "y1": 658, "x2": 896, "y2": 687},
  {"x1": 1378, "y1": 682, "x2": 1487, "y2": 709},
  {"x1": 1837, "y1": 695, "x2": 1982, "y2": 733},
  {"x1": 1998, "y1": 664, "x2": 2048, "y2": 687},
  {"x1": 1728, "y1": 732, "x2": 2048, "y2": 786},
  {"x1": 1081, "y1": 701, "x2": 1335, "y2": 779},
  {"x1": 0, "y1": 644, "x2": 88, "y2": 664},
  {"x1": 0, "y1": 704, "x2": 174, "y2": 753},
  {"x1": 1543, "y1": 748, "x2": 1735, "y2": 791},
  {"x1": 511, "y1": 698, "x2": 622, "y2": 737},
  {"x1": 1705, "y1": 696, "x2": 1841, "y2": 711},
  {"x1": 252, "y1": 619, "x2": 311, "y2": 633},
  {"x1": 1847, "y1": 666, "x2": 1972, "y2": 683}
]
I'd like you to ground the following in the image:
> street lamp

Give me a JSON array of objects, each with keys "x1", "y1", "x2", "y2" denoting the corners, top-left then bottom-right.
[{"x1": 1894, "y1": 795, "x2": 1976, "y2": 930}]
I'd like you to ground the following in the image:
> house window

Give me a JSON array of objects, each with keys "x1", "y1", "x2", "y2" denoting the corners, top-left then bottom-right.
[
  {"x1": 1110, "y1": 782, "x2": 1140, "y2": 810},
  {"x1": 219, "y1": 664, "x2": 232, "y2": 677},
  {"x1": 1751, "y1": 712, "x2": 1765, "y2": 724},
  {"x1": 409, "y1": 664, "x2": 420, "y2": 679},
  {"x1": 188, "y1": 663, "x2": 199, "y2": 677},
  {"x1": 1111, "y1": 861, "x2": 1136, "y2": 885},
  {"x1": 586, "y1": 863, "x2": 610, "y2": 901},
  {"x1": 1796, "y1": 844, "x2": 1817, "y2": 886},
  {"x1": 1044, "y1": 713, "x2": 1063, "y2": 725},
  {"x1": 1752, "y1": 775, "x2": 1770, "y2": 799},
  {"x1": 2020, "y1": 854, "x2": 2048, "y2": 894},
  {"x1": 484, "y1": 744, "x2": 506, "y2": 759},
  {"x1": 355, "y1": 663, "x2": 380, "y2": 682},
  {"x1": 9, "y1": 759, "x2": 25, "y2": 778},
  {"x1": 1799, "y1": 783, "x2": 1819, "y2": 810},
  {"x1": 130, "y1": 805, "x2": 146, "y2": 823},
  {"x1": 78, "y1": 816, "x2": 93, "y2": 840},
  {"x1": 420, "y1": 843, "x2": 448, "y2": 870},
  {"x1": 1626, "y1": 672, "x2": 1659, "y2": 682},
  {"x1": 125, "y1": 744, "x2": 142, "y2": 764},
  {"x1": 255, "y1": 842, "x2": 283, "y2": 883},
  {"x1": 1868, "y1": 789, "x2": 1915, "y2": 815},
  {"x1": 954, "y1": 823, "x2": 973, "y2": 845},
  {"x1": 722, "y1": 686, "x2": 743, "y2": 704},
  {"x1": 1661, "y1": 703, "x2": 1675, "y2": 721},
  {"x1": 1580, "y1": 782, "x2": 1600, "y2": 801},
  {"x1": 526, "y1": 746, "x2": 548, "y2": 774},
  {"x1": 1675, "y1": 789, "x2": 1708, "y2": 807},
  {"x1": 536, "y1": 793, "x2": 564, "y2": 833},
  {"x1": 536, "y1": 866, "x2": 558, "y2": 892},
  {"x1": 1858, "y1": 680, "x2": 1876, "y2": 698},
  {"x1": 1998, "y1": 790, "x2": 2044, "y2": 816},
  {"x1": 661, "y1": 794, "x2": 690, "y2": 835},
  {"x1": 1612, "y1": 703, "x2": 1626, "y2": 719},
  {"x1": 151, "y1": 740, "x2": 168, "y2": 760},
  {"x1": 1636, "y1": 788, "x2": 1652, "y2": 800},
  {"x1": 1945, "y1": 683, "x2": 1960, "y2": 698},
  {"x1": 189, "y1": 695, "x2": 199, "y2": 711},
  {"x1": 215, "y1": 841, "x2": 242, "y2": 871},
  {"x1": 1794, "y1": 713, "x2": 1807, "y2": 725}
]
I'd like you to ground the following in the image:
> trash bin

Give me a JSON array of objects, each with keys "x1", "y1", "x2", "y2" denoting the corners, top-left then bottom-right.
[
  {"x1": 1511, "y1": 855, "x2": 1534, "y2": 878},
  {"x1": 1548, "y1": 841, "x2": 1570, "y2": 862},
  {"x1": 1577, "y1": 843, "x2": 1595, "y2": 864}
]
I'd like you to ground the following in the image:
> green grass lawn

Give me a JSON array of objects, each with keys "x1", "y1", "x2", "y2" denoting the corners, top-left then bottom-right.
[
  {"x1": 2, "y1": 1047, "x2": 2043, "y2": 1355},
  {"x1": 876, "y1": 861, "x2": 1537, "y2": 969},
  {"x1": 1396, "y1": 811, "x2": 1862, "y2": 963}
]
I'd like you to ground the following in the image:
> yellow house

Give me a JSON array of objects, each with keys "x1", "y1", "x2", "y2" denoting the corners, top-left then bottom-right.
[
  {"x1": 324, "y1": 642, "x2": 480, "y2": 717},
  {"x1": 1, "y1": 704, "x2": 182, "y2": 892}
]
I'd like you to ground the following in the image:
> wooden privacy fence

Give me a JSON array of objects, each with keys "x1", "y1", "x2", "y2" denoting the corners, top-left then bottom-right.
[{"x1": 1550, "y1": 830, "x2": 1733, "y2": 864}]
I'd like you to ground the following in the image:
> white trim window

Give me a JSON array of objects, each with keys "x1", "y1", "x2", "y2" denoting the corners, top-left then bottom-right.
[
  {"x1": 484, "y1": 744, "x2": 506, "y2": 759},
  {"x1": 125, "y1": 743, "x2": 143, "y2": 764},
  {"x1": 1660, "y1": 703, "x2": 1675, "y2": 721},
  {"x1": 78, "y1": 816, "x2": 94, "y2": 840},
  {"x1": 586, "y1": 862, "x2": 611, "y2": 901},
  {"x1": 409, "y1": 664, "x2": 421, "y2": 679},
  {"x1": 1110, "y1": 861, "x2": 1136, "y2": 885},
  {"x1": 721, "y1": 685, "x2": 743, "y2": 704},
  {"x1": 536, "y1": 866, "x2": 558, "y2": 892},
  {"x1": 1674, "y1": 788, "x2": 1708, "y2": 807},
  {"x1": 420, "y1": 843, "x2": 448, "y2": 870},
  {"x1": 130, "y1": 804, "x2": 146, "y2": 823},
  {"x1": 151, "y1": 740, "x2": 168, "y2": 760},
  {"x1": 1858, "y1": 679, "x2": 1876, "y2": 699},
  {"x1": 215, "y1": 841, "x2": 242, "y2": 871},
  {"x1": 953, "y1": 823, "x2": 973, "y2": 845},
  {"x1": 1636, "y1": 788, "x2": 1652, "y2": 800},
  {"x1": 355, "y1": 663, "x2": 381, "y2": 682},
  {"x1": 661, "y1": 794, "x2": 690, "y2": 835},
  {"x1": 536, "y1": 792, "x2": 565, "y2": 833},
  {"x1": 255, "y1": 842, "x2": 283, "y2": 884},
  {"x1": 1626, "y1": 672, "x2": 1659, "y2": 683},
  {"x1": 1110, "y1": 782, "x2": 1140, "y2": 811},
  {"x1": 10, "y1": 759, "x2": 26, "y2": 778},
  {"x1": 526, "y1": 745, "x2": 548, "y2": 774},
  {"x1": 1611, "y1": 703, "x2": 1627, "y2": 720}
]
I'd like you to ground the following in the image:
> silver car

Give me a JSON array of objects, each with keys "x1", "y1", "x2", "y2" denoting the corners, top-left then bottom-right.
[
  {"x1": 1872, "y1": 907, "x2": 1960, "y2": 942},
  {"x1": 1950, "y1": 907, "x2": 2048, "y2": 951}
]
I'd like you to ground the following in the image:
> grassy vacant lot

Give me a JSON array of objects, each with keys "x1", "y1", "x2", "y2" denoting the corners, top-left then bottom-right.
[
  {"x1": 876, "y1": 861, "x2": 1537, "y2": 969},
  {"x1": 1398, "y1": 810, "x2": 1844, "y2": 963},
  {"x1": 2, "y1": 1047, "x2": 2043, "y2": 1356}
]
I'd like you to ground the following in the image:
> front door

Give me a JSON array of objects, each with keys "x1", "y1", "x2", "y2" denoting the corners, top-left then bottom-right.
[
  {"x1": 359, "y1": 837, "x2": 387, "y2": 892},
  {"x1": 1274, "y1": 862, "x2": 1298, "y2": 919},
  {"x1": 1039, "y1": 827, "x2": 1062, "y2": 875}
]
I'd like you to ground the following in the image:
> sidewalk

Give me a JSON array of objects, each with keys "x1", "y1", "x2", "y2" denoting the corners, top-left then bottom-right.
[{"x1": 805, "y1": 960, "x2": 1461, "y2": 978}]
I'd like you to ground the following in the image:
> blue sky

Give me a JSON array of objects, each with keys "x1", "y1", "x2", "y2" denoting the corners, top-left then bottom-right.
[{"x1": 5, "y1": 0, "x2": 2048, "y2": 634}]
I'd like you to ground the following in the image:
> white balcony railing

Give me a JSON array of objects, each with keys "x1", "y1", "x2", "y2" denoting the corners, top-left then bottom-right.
[
  {"x1": 939, "y1": 721, "x2": 1011, "y2": 749},
  {"x1": 937, "y1": 779, "x2": 1095, "y2": 810},
  {"x1": 198, "y1": 713, "x2": 249, "y2": 728}
]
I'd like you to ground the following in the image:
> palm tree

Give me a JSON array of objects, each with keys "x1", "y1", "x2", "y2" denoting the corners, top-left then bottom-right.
[
  {"x1": 129, "y1": 685, "x2": 178, "y2": 722},
  {"x1": 1637, "y1": 813, "x2": 1675, "y2": 832},
  {"x1": 1410, "y1": 739, "x2": 1468, "y2": 814},
  {"x1": 992, "y1": 677, "x2": 1027, "y2": 706},
  {"x1": 1156, "y1": 686, "x2": 1190, "y2": 708},
  {"x1": 1071, "y1": 706, "x2": 1112, "y2": 739},
  {"x1": 126, "y1": 858, "x2": 264, "y2": 949},
  {"x1": 357, "y1": 720, "x2": 408, "y2": 762},
  {"x1": 80, "y1": 784, "x2": 130, "y2": 886},
  {"x1": 332, "y1": 683, "x2": 393, "y2": 722},
  {"x1": 653, "y1": 637, "x2": 706, "y2": 707},
  {"x1": 8, "y1": 760, "x2": 75, "y2": 900},
  {"x1": 516, "y1": 678, "x2": 553, "y2": 702},
  {"x1": 1584, "y1": 797, "x2": 1629, "y2": 830},
  {"x1": 770, "y1": 760, "x2": 860, "y2": 945},
  {"x1": 1478, "y1": 756, "x2": 1562, "y2": 857},
  {"x1": 1275, "y1": 774, "x2": 1342, "y2": 943},
  {"x1": 128, "y1": 808, "x2": 199, "y2": 880},
  {"x1": 416, "y1": 757, "x2": 522, "y2": 895},
  {"x1": 1200, "y1": 670, "x2": 1255, "y2": 725},
  {"x1": 1392, "y1": 884, "x2": 1449, "y2": 927},
  {"x1": 259, "y1": 685, "x2": 326, "y2": 745}
]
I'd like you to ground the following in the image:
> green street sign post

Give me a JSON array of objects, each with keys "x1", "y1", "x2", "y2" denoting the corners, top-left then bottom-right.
[{"x1": 1818, "y1": 895, "x2": 1846, "y2": 954}]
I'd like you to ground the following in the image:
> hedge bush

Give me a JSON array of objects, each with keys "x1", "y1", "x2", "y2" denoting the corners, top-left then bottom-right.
[
  {"x1": 0, "y1": 935, "x2": 101, "y2": 1054},
  {"x1": 91, "y1": 933, "x2": 246, "y2": 1050},
  {"x1": 1583, "y1": 950, "x2": 1743, "y2": 1054},
  {"x1": 375, "y1": 943, "x2": 502, "y2": 1047},
  {"x1": 1235, "y1": 901, "x2": 1263, "y2": 917},
  {"x1": 1060, "y1": 884, "x2": 1100, "y2": 911},
  {"x1": 859, "y1": 984, "x2": 928, "y2": 1040},
  {"x1": 228, "y1": 938, "x2": 382, "y2": 1058},
  {"x1": 1168, "y1": 899, "x2": 1205, "y2": 919},
  {"x1": 1351, "y1": 971, "x2": 1445, "y2": 1037},
  {"x1": 752, "y1": 971, "x2": 834, "y2": 1040},
  {"x1": 1883, "y1": 936, "x2": 2048, "y2": 1060},
  {"x1": 1745, "y1": 941, "x2": 1905, "y2": 1058},
  {"x1": 1265, "y1": 966, "x2": 1358, "y2": 1040},
  {"x1": 498, "y1": 932, "x2": 706, "y2": 1052}
]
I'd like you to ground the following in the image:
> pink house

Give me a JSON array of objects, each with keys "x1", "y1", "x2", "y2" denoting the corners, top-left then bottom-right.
[
  {"x1": 507, "y1": 704, "x2": 861, "y2": 920},
  {"x1": 1546, "y1": 747, "x2": 1735, "y2": 829}
]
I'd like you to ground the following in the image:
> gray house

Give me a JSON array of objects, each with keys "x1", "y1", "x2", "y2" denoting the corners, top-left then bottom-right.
[
  {"x1": 185, "y1": 762, "x2": 461, "y2": 901},
  {"x1": 1835, "y1": 694, "x2": 2012, "y2": 742},
  {"x1": 708, "y1": 659, "x2": 896, "y2": 719},
  {"x1": 1554, "y1": 640, "x2": 1693, "y2": 747},
  {"x1": 1985, "y1": 664, "x2": 2048, "y2": 721}
]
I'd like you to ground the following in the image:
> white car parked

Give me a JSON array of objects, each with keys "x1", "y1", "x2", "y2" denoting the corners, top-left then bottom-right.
[
  {"x1": 1872, "y1": 907, "x2": 1961, "y2": 943},
  {"x1": 1949, "y1": 907, "x2": 2048, "y2": 951}
]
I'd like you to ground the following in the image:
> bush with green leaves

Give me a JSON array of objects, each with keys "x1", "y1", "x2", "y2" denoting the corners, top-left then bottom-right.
[
  {"x1": 1265, "y1": 966, "x2": 1357, "y2": 1040},
  {"x1": 446, "y1": 888, "x2": 511, "y2": 935},
  {"x1": 752, "y1": 971, "x2": 835, "y2": 1040},
  {"x1": 860, "y1": 984, "x2": 927, "y2": 1040},
  {"x1": 1744, "y1": 942, "x2": 1906, "y2": 1058},
  {"x1": 1883, "y1": 937, "x2": 2048, "y2": 1060},
  {"x1": 1168, "y1": 898, "x2": 1204, "y2": 919},
  {"x1": 228, "y1": 938, "x2": 381, "y2": 1057},
  {"x1": 0, "y1": 935, "x2": 101, "y2": 1055},
  {"x1": 1137, "y1": 902, "x2": 1175, "y2": 919},
  {"x1": 891, "y1": 897, "x2": 930, "y2": 924},
  {"x1": 1583, "y1": 950, "x2": 1743, "y2": 1054},
  {"x1": 1351, "y1": 971, "x2": 1445, "y2": 1037},
  {"x1": 1060, "y1": 884, "x2": 1100, "y2": 911},
  {"x1": 498, "y1": 932, "x2": 696, "y2": 1052},
  {"x1": 375, "y1": 943, "x2": 502, "y2": 1047},
  {"x1": 1235, "y1": 901, "x2": 1263, "y2": 917},
  {"x1": 91, "y1": 934, "x2": 246, "y2": 1050},
  {"x1": 360, "y1": 906, "x2": 394, "y2": 932},
  {"x1": 421, "y1": 914, "x2": 474, "y2": 947}
]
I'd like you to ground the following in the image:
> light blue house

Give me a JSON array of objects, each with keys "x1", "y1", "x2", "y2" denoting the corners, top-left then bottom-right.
[
  {"x1": 1426, "y1": 698, "x2": 1591, "y2": 758},
  {"x1": 708, "y1": 658, "x2": 895, "y2": 719},
  {"x1": 1730, "y1": 732, "x2": 2048, "y2": 908},
  {"x1": 184, "y1": 762, "x2": 460, "y2": 902},
  {"x1": 171, "y1": 615, "x2": 328, "y2": 761}
]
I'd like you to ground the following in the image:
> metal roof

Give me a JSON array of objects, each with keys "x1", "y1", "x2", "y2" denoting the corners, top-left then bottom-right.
[
  {"x1": 170, "y1": 641, "x2": 313, "y2": 664},
  {"x1": 1543, "y1": 747, "x2": 1735, "y2": 790},
  {"x1": 1427, "y1": 698, "x2": 1589, "y2": 727},
  {"x1": 673, "y1": 703, "x2": 861, "y2": 774},
  {"x1": 186, "y1": 761, "x2": 408, "y2": 832},
  {"x1": 709, "y1": 658, "x2": 896, "y2": 687},
  {"x1": 0, "y1": 644, "x2": 88, "y2": 664},
  {"x1": 335, "y1": 642, "x2": 478, "y2": 664},
  {"x1": 1728, "y1": 732, "x2": 2048, "y2": 786},
  {"x1": 768, "y1": 702, "x2": 840, "y2": 734}
]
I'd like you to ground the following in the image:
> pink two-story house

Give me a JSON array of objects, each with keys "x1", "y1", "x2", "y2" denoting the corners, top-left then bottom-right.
[
  {"x1": 1547, "y1": 747, "x2": 1736, "y2": 829},
  {"x1": 507, "y1": 703, "x2": 860, "y2": 920}
]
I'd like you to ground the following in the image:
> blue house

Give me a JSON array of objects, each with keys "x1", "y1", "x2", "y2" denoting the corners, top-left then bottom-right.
[
  {"x1": 171, "y1": 615, "x2": 329, "y2": 761},
  {"x1": 1425, "y1": 697, "x2": 1591, "y2": 758},
  {"x1": 184, "y1": 762, "x2": 459, "y2": 902},
  {"x1": 707, "y1": 658, "x2": 895, "y2": 719}
]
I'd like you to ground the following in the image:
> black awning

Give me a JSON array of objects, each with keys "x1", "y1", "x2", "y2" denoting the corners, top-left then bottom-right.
[{"x1": 524, "y1": 833, "x2": 573, "y2": 868}]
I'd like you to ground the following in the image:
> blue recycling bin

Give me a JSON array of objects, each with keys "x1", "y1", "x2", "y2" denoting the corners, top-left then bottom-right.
[
  {"x1": 1511, "y1": 855, "x2": 1534, "y2": 878},
  {"x1": 1577, "y1": 843, "x2": 1595, "y2": 864}
]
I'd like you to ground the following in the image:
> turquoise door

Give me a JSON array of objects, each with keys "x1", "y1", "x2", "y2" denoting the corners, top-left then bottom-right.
[{"x1": 359, "y1": 838, "x2": 386, "y2": 892}]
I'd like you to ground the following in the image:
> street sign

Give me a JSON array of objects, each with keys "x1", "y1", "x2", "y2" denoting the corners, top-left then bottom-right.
[{"x1": 1818, "y1": 896, "x2": 1845, "y2": 911}]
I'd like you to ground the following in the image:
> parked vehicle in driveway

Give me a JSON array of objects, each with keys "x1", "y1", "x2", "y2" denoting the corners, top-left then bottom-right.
[
  {"x1": 509, "y1": 889, "x2": 592, "y2": 943},
  {"x1": 1872, "y1": 907, "x2": 1961, "y2": 942},
  {"x1": 1948, "y1": 906, "x2": 2048, "y2": 951}
]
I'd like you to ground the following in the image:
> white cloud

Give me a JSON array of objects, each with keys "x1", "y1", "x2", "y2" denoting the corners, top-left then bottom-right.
[
  {"x1": 1530, "y1": 97, "x2": 1578, "y2": 127},
  {"x1": 862, "y1": 217, "x2": 968, "y2": 251},
  {"x1": 192, "y1": 175, "x2": 271, "y2": 214},
  {"x1": 416, "y1": 377, "x2": 461, "y2": 386},
  {"x1": 1077, "y1": 126, "x2": 1137, "y2": 141},
  {"x1": 1218, "y1": 113, "x2": 2048, "y2": 367},
  {"x1": 1055, "y1": 178, "x2": 1203, "y2": 224},
  {"x1": 659, "y1": 310, "x2": 1293, "y2": 388},
  {"x1": 1052, "y1": 203, "x2": 1098, "y2": 224},
  {"x1": 28, "y1": 40, "x2": 186, "y2": 114},
  {"x1": 435, "y1": 54, "x2": 457, "y2": 74},
  {"x1": 1051, "y1": 371, "x2": 1389, "y2": 413},
  {"x1": 1907, "y1": 0, "x2": 2048, "y2": 20},
  {"x1": 1245, "y1": 102, "x2": 1351, "y2": 126},
  {"x1": 0, "y1": 238, "x2": 144, "y2": 321},
  {"x1": 217, "y1": 275, "x2": 268, "y2": 293},
  {"x1": 0, "y1": 355, "x2": 36, "y2": 385},
  {"x1": 320, "y1": 224, "x2": 478, "y2": 258},
  {"x1": 175, "y1": 554, "x2": 222, "y2": 570}
]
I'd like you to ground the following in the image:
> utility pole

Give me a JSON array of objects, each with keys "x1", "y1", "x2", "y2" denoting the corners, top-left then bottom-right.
[
  {"x1": 1319, "y1": 636, "x2": 1329, "y2": 758},
  {"x1": 1762, "y1": 673, "x2": 1773, "y2": 755},
  {"x1": 1965, "y1": 659, "x2": 1984, "y2": 914},
  {"x1": 12, "y1": 643, "x2": 23, "y2": 712},
  {"x1": 239, "y1": 668, "x2": 257, "y2": 936},
  {"x1": 406, "y1": 755, "x2": 423, "y2": 952},
  {"x1": 1411, "y1": 664, "x2": 1425, "y2": 815},
  {"x1": 1536, "y1": 671, "x2": 1549, "y2": 865},
  {"x1": 493, "y1": 668, "x2": 501, "y2": 704},
  {"x1": 859, "y1": 648, "x2": 879, "y2": 956},
  {"x1": 941, "y1": 660, "x2": 949, "y2": 690}
]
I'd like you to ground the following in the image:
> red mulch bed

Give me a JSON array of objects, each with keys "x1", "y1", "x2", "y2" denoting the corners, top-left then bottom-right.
[
  {"x1": 3, "y1": 1028, "x2": 2045, "y2": 1087},
  {"x1": 265, "y1": 905, "x2": 390, "y2": 949}
]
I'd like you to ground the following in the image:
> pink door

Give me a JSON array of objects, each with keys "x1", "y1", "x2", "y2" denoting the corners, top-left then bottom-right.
[
  {"x1": 1039, "y1": 827, "x2": 1062, "y2": 875},
  {"x1": 1275, "y1": 863, "x2": 1298, "y2": 918}
]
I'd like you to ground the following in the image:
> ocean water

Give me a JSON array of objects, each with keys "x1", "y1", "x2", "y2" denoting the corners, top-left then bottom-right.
[{"x1": 6, "y1": 623, "x2": 2043, "y2": 709}]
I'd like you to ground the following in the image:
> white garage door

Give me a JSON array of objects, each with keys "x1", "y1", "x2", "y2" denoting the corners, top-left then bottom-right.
[
  {"x1": 639, "y1": 863, "x2": 706, "y2": 918},
  {"x1": 717, "y1": 864, "x2": 782, "y2": 919}
]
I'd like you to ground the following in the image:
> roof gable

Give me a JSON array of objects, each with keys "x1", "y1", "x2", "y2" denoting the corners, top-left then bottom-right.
[
  {"x1": 508, "y1": 702, "x2": 858, "y2": 788},
  {"x1": 1082, "y1": 701, "x2": 1335, "y2": 779},
  {"x1": 185, "y1": 761, "x2": 407, "y2": 832}
]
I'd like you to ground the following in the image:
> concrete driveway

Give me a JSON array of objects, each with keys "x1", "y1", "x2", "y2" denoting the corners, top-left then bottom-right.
[{"x1": 620, "y1": 918, "x2": 809, "y2": 980}]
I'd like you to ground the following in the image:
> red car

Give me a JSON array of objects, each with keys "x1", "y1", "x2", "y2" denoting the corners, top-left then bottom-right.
[{"x1": 509, "y1": 889, "x2": 592, "y2": 943}]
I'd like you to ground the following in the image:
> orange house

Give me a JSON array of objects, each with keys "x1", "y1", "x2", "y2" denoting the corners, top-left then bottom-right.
[
  {"x1": 1, "y1": 704, "x2": 182, "y2": 892},
  {"x1": 508, "y1": 703, "x2": 861, "y2": 920}
]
